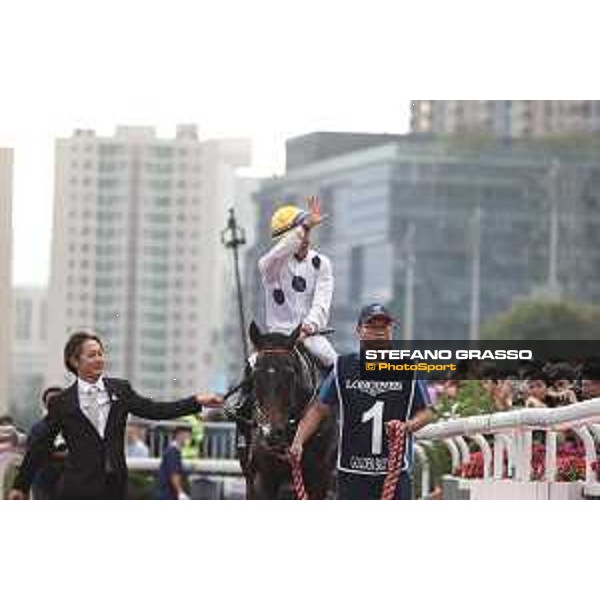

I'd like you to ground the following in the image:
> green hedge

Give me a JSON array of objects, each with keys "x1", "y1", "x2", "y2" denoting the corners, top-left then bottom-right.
[{"x1": 413, "y1": 442, "x2": 453, "y2": 499}]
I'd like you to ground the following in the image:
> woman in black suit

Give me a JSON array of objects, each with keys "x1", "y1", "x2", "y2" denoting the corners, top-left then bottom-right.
[{"x1": 9, "y1": 331, "x2": 223, "y2": 500}]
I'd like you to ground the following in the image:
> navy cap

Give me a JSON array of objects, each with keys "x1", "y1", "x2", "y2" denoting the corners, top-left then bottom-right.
[{"x1": 357, "y1": 303, "x2": 395, "y2": 325}]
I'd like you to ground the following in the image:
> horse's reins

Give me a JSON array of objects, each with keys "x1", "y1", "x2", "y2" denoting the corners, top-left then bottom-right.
[{"x1": 222, "y1": 380, "x2": 253, "y2": 426}]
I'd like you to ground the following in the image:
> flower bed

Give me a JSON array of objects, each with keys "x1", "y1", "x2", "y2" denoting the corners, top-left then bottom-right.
[{"x1": 454, "y1": 441, "x2": 597, "y2": 482}]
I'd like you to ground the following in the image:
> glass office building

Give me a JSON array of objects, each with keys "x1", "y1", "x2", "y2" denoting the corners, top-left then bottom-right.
[{"x1": 249, "y1": 133, "x2": 600, "y2": 348}]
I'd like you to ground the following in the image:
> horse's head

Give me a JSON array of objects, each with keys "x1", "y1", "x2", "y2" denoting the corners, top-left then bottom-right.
[{"x1": 249, "y1": 321, "x2": 305, "y2": 448}]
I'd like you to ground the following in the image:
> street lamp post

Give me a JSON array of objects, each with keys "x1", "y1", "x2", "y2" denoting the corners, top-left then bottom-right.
[{"x1": 221, "y1": 207, "x2": 249, "y2": 362}]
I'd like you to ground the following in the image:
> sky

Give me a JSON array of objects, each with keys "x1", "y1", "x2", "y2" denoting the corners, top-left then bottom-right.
[
  {"x1": 1, "y1": 0, "x2": 416, "y2": 286},
  {"x1": 2, "y1": 1, "x2": 597, "y2": 286}
]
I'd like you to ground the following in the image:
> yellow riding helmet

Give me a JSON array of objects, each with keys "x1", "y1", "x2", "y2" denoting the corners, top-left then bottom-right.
[{"x1": 270, "y1": 205, "x2": 309, "y2": 239}]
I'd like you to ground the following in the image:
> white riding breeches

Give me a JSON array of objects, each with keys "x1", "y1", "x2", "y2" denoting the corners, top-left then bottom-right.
[{"x1": 302, "y1": 334, "x2": 337, "y2": 368}]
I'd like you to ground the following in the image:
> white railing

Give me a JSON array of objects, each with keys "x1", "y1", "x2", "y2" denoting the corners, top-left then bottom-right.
[
  {"x1": 125, "y1": 421, "x2": 242, "y2": 499},
  {"x1": 127, "y1": 457, "x2": 242, "y2": 476},
  {"x1": 1, "y1": 422, "x2": 242, "y2": 499},
  {"x1": 128, "y1": 456, "x2": 245, "y2": 500},
  {"x1": 413, "y1": 396, "x2": 600, "y2": 500}
]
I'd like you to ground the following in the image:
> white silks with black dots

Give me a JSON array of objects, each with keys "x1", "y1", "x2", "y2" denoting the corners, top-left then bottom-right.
[{"x1": 257, "y1": 226, "x2": 337, "y2": 367}]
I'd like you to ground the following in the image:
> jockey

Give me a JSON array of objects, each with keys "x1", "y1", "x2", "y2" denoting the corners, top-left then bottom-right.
[
  {"x1": 257, "y1": 195, "x2": 336, "y2": 369},
  {"x1": 232, "y1": 197, "x2": 336, "y2": 465}
]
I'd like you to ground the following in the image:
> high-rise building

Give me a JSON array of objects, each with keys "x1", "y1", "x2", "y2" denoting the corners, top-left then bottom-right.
[
  {"x1": 411, "y1": 101, "x2": 600, "y2": 138},
  {"x1": 11, "y1": 287, "x2": 48, "y2": 426},
  {"x1": 46, "y1": 126, "x2": 251, "y2": 400},
  {"x1": 0, "y1": 148, "x2": 13, "y2": 417}
]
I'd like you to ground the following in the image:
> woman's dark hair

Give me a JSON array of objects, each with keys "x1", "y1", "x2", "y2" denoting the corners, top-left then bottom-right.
[
  {"x1": 42, "y1": 386, "x2": 63, "y2": 407},
  {"x1": 523, "y1": 368, "x2": 548, "y2": 384},
  {"x1": 544, "y1": 362, "x2": 576, "y2": 385},
  {"x1": 173, "y1": 425, "x2": 193, "y2": 437},
  {"x1": 581, "y1": 358, "x2": 600, "y2": 381},
  {"x1": 64, "y1": 332, "x2": 104, "y2": 375}
]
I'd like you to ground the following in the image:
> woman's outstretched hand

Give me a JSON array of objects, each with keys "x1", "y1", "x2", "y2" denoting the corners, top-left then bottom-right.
[{"x1": 195, "y1": 393, "x2": 224, "y2": 408}]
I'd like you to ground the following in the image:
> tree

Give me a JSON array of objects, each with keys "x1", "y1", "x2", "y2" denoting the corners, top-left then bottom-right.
[{"x1": 481, "y1": 299, "x2": 600, "y2": 340}]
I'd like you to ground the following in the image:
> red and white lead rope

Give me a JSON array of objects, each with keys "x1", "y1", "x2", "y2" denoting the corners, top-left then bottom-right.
[
  {"x1": 381, "y1": 420, "x2": 407, "y2": 500},
  {"x1": 289, "y1": 420, "x2": 407, "y2": 500},
  {"x1": 289, "y1": 454, "x2": 309, "y2": 500}
]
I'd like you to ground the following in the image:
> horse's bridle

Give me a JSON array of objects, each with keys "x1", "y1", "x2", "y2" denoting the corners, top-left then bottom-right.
[
  {"x1": 252, "y1": 345, "x2": 306, "y2": 449},
  {"x1": 258, "y1": 347, "x2": 293, "y2": 356},
  {"x1": 221, "y1": 347, "x2": 299, "y2": 431}
]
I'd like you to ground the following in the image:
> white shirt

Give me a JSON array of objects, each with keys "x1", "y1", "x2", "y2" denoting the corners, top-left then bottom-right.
[
  {"x1": 78, "y1": 376, "x2": 111, "y2": 438},
  {"x1": 258, "y1": 226, "x2": 334, "y2": 334}
]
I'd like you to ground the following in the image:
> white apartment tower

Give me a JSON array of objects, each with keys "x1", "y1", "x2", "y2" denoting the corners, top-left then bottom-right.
[
  {"x1": 46, "y1": 126, "x2": 251, "y2": 400},
  {"x1": 0, "y1": 148, "x2": 13, "y2": 416}
]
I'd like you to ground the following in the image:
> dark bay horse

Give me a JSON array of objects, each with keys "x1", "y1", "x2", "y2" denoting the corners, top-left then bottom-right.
[{"x1": 240, "y1": 321, "x2": 337, "y2": 499}]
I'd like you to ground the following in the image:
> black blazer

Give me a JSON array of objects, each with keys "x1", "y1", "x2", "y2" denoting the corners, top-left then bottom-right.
[{"x1": 14, "y1": 377, "x2": 201, "y2": 500}]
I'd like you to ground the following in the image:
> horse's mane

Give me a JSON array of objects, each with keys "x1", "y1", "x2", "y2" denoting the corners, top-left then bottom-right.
[{"x1": 256, "y1": 331, "x2": 293, "y2": 350}]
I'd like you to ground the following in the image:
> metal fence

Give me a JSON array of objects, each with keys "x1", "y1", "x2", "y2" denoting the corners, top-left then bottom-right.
[
  {"x1": 126, "y1": 419, "x2": 243, "y2": 499},
  {"x1": 130, "y1": 418, "x2": 237, "y2": 459}
]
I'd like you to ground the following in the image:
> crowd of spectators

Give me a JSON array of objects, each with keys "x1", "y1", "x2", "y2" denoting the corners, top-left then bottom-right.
[{"x1": 428, "y1": 358, "x2": 600, "y2": 414}]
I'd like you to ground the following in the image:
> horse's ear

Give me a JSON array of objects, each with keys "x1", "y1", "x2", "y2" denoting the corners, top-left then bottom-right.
[
  {"x1": 249, "y1": 321, "x2": 262, "y2": 349},
  {"x1": 289, "y1": 323, "x2": 303, "y2": 347}
]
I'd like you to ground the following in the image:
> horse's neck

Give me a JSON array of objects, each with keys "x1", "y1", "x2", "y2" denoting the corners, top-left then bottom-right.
[
  {"x1": 289, "y1": 348, "x2": 317, "y2": 413},
  {"x1": 295, "y1": 346, "x2": 318, "y2": 386}
]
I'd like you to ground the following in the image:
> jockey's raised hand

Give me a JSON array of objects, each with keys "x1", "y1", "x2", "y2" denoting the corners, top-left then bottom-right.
[{"x1": 306, "y1": 195, "x2": 325, "y2": 229}]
